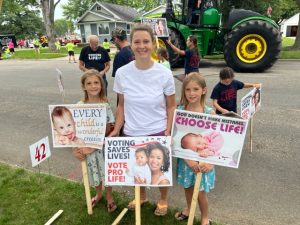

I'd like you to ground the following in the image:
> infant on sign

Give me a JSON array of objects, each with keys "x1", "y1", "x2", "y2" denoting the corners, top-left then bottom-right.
[
  {"x1": 126, "y1": 147, "x2": 151, "y2": 185},
  {"x1": 181, "y1": 131, "x2": 224, "y2": 157},
  {"x1": 51, "y1": 106, "x2": 85, "y2": 146}
]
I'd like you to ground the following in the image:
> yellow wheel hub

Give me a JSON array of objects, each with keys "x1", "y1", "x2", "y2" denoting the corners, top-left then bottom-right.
[
  {"x1": 236, "y1": 34, "x2": 267, "y2": 63},
  {"x1": 151, "y1": 38, "x2": 166, "y2": 61}
]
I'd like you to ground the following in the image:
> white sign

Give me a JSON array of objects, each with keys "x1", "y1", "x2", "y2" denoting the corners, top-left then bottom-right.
[
  {"x1": 49, "y1": 104, "x2": 107, "y2": 148},
  {"x1": 29, "y1": 136, "x2": 51, "y2": 167},
  {"x1": 105, "y1": 136, "x2": 173, "y2": 187},
  {"x1": 241, "y1": 86, "x2": 262, "y2": 120},
  {"x1": 142, "y1": 18, "x2": 169, "y2": 37},
  {"x1": 172, "y1": 110, "x2": 248, "y2": 168}
]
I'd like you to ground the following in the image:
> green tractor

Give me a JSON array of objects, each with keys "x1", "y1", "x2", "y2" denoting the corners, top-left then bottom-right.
[{"x1": 148, "y1": 0, "x2": 281, "y2": 72}]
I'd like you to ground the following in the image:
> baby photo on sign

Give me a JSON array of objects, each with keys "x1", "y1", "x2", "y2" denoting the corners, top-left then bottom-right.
[
  {"x1": 172, "y1": 109, "x2": 248, "y2": 168},
  {"x1": 49, "y1": 104, "x2": 106, "y2": 148},
  {"x1": 142, "y1": 18, "x2": 169, "y2": 37},
  {"x1": 105, "y1": 136, "x2": 172, "y2": 187}
]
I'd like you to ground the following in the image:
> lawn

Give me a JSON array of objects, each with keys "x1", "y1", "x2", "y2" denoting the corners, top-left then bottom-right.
[{"x1": 0, "y1": 163, "x2": 222, "y2": 225}]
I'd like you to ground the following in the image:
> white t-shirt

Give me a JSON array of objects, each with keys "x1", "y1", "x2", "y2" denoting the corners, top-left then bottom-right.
[{"x1": 114, "y1": 61, "x2": 175, "y2": 136}]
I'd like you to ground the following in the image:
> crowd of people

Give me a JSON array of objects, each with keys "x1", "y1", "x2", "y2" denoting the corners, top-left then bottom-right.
[{"x1": 44, "y1": 23, "x2": 260, "y2": 225}]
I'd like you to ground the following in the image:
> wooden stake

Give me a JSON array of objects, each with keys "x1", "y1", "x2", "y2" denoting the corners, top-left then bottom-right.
[
  {"x1": 111, "y1": 208, "x2": 128, "y2": 225},
  {"x1": 135, "y1": 186, "x2": 141, "y2": 225},
  {"x1": 250, "y1": 117, "x2": 253, "y2": 153},
  {"x1": 44, "y1": 209, "x2": 63, "y2": 225},
  {"x1": 81, "y1": 159, "x2": 93, "y2": 215},
  {"x1": 187, "y1": 171, "x2": 203, "y2": 225}
]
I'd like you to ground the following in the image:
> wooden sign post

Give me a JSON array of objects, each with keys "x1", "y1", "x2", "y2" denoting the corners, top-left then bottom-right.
[
  {"x1": 187, "y1": 169, "x2": 203, "y2": 225},
  {"x1": 81, "y1": 160, "x2": 93, "y2": 215},
  {"x1": 250, "y1": 117, "x2": 254, "y2": 153},
  {"x1": 135, "y1": 186, "x2": 141, "y2": 225},
  {"x1": 111, "y1": 208, "x2": 128, "y2": 225}
]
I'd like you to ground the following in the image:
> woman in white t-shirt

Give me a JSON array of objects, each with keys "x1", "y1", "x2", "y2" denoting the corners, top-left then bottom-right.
[{"x1": 109, "y1": 24, "x2": 176, "y2": 216}]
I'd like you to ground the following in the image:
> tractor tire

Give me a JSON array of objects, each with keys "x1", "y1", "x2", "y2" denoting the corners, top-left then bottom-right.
[
  {"x1": 164, "y1": 28, "x2": 185, "y2": 67},
  {"x1": 224, "y1": 20, "x2": 281, "y2": 72}
]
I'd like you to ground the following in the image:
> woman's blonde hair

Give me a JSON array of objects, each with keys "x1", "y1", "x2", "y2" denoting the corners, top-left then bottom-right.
[
  {"x1": 81, "y1": 69, "x2": 107, "y2": 103},
  {"x1": 180, "y1": 72, "x2": 207, "y2": 109}
]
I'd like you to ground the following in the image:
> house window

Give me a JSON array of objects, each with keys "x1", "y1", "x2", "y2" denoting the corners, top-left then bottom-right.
[
  {"x1": 98, "y1": 23, "x2": 109, "y2": 35},
  {"x1": 126, "y1": 24, "x2": 131, "y2": 34},
  {"x1": 96, "y1": 6, "x2": 101, "y2": 11}
]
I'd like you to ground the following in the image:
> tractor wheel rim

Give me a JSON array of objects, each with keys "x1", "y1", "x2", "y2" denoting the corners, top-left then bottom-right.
[{"x1": 236, "y1": 34, "x2": 267, "y2": 63}]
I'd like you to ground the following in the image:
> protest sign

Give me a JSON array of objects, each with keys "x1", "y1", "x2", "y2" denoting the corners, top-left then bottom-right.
[
  {"x1": 29, "y1": 136, "x2": 51, "y2": 167},
  {"x1": 142, "y1": 18, "x2": 169, "y2": 37},
  {"x1": 241, "y1": 86, "x2": 262, "y2": 120},
  {"x1": 104, "y1": 136, "x2": 172, "y2": 187},
  {"x1": 49, "y1": 104, "x2": 106, "y2": 148},
  {"x1": 172, "y1": 109, "x2": 248, "y2": 168}
]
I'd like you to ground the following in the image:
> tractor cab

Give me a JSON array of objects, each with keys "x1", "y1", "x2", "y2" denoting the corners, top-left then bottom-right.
[{"x1": 180, "y1": 0, "x2": 220, "y2": 28}]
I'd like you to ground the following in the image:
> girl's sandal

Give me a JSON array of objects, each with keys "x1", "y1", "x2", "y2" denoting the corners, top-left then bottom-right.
[
  {"x1": 175, "y1": 211, "x2": 189, "y2": 221},
  {"x1": 127, "y1": 199, "x2": 149, "y2": 210},
  {"x1": 107, "y1": 201, "x2": 117, "y2": 213},
  {"x1": 91, "y1": 196, "x2": 101, "y2": 208},
  {"x1": 154, "y1": 203, "x2": 168, "y2": 216}
]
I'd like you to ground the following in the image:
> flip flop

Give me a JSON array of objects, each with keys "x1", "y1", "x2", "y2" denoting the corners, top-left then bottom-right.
[
  {"x1": 91, "y1": 196, "x2": 101, "y2": 208},
  {"x1": 107, "y1": 201, "x2": 117, "y2": 213},
  {"x1": 154, "y1": 203, "x2": 168, "y2": 216},
  {"x1": 175, "y1": 211, "x2": 189, "y2": 221},
  {"x1": 127, "y1": 199, "x2": 149, "y2": 210}
]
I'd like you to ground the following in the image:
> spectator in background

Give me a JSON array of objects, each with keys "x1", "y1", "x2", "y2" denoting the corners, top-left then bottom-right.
[
  {"x1": 111, "y1": 27, "x2": 134, "y2": 78},
  {"x1": 33, "y1": 38, "x2": 40, "y2": 54},
  {"x1": 65, "y1": 41, "x2": 76, "y2": 63},
  {"x1": 79, "y1": 35, "x2": 110, "y2": 91},
  {"x1": 102, "y1": 38, "x2": 110, "y2": 53},
  {"x1": 8, "y1": 40, "x2": 15, "y2": 54}
]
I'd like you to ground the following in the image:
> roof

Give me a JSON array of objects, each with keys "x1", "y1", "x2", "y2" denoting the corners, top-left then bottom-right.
[{"x1": 77, "y1": 1, "x2": 140, "y2": 23}]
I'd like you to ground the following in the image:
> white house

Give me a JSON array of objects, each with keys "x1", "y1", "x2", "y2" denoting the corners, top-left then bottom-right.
[
  {"x1": 76, "y1": 2, "x2": 140, "y2": 43},
  {"x1": 280, "y1": 13, "x2": 299, "y2": 37}
]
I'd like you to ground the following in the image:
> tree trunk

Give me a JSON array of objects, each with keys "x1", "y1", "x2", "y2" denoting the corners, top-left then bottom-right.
[
  {"x1": 40, "y1": 0, "x2": 60, "y2": 51},
  {"x1": 292, "y1": 0, "x2": 300, "y2": 49}
]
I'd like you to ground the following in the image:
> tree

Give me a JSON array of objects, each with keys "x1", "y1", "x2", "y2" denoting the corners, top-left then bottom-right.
[
  {"x1": 40, "y1": 0, "x2": 61, "y2": 51},
  {"x1": 0, "y1": 0, "x2": 45, "y2": 38},
  {"x1": 54, "y1": 19, "x2": 74, "y2": 37},
  {"x1": 293, "y1": 0, "x2": 300, "y2": 49},
  {"x1": 62, "y1": 0, "x2": 162, "y2": 22}
]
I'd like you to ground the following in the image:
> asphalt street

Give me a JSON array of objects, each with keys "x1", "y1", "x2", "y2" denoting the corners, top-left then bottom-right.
[{"x1": 0, "y1": 57, "x2": 299, "y2": 225}]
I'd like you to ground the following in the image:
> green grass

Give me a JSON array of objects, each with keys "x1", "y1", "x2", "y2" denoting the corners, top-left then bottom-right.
[
  {"x1": 0, "y1": 163, "x2": 222, "y2": 225},
  {"x1": 282, "y1": 37, "x2": 295, "y2": 47}
]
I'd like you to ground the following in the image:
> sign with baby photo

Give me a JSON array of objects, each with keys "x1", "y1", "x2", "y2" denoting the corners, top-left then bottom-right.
[
  {"x1": 48, "y1": 104, "x2": 106, "y2": 148},
  {"x1": 104, "y1": 136, "x2": 172, "y2": 187},
  {"x1": 241, "y1": 86, "x2": 262, "y2": 120},
  {"x1": 142, "y1": 18, "x2": 169, "y2": 37},
  {"x1": 172, "y1": 109, "x2": 249, "y2": 168}
]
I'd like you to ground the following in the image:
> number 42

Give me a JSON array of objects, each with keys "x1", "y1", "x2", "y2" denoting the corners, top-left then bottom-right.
[{"x1": 35, "y1": 143, "x2": 46, "y2": 161}]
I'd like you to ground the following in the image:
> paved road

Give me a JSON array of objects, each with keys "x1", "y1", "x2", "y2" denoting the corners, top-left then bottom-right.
[{"x1": 0, "y1": 57, "x2": 299, "y2": 225}]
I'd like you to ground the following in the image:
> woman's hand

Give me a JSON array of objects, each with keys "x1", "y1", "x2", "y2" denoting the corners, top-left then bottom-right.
[{"x1": 108, "y1": 129, "x2": 120, "y2": 137}]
